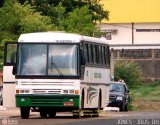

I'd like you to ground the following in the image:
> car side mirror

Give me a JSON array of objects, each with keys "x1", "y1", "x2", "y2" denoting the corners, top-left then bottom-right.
[{"x1": 127, "y1": 90, "x2": 130, "y2": 94}]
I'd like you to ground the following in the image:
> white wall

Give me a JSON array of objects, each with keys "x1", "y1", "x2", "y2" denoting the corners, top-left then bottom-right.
[
  {"x1": 99, "y1": 23, "x2": 160, "y2": 45},
  {"x1": 3, "y1": 66, "x2": 16, "y2": 108}
]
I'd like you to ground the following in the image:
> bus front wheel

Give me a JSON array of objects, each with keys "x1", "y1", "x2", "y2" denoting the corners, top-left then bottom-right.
[
  {"x1": 40, "y1": 110, "x2": 47, "y2": 118},
  {"x1": 48, "y1": 111, "x2": 56, "y2": 118},
  {"x1": 20, "y1": 107, "x2": 30, "y2": 119}
]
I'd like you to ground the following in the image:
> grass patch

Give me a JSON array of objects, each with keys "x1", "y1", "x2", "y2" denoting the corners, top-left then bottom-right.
[
  {"x1": 130, "y1": 81, "x2": 160, "y2": 111},
  {"x1": 131, "y1": 100, "x2": 160, "y2": 112},
  {"x1": 131, "y1": 81, "x2": 160, "y2": 101}
]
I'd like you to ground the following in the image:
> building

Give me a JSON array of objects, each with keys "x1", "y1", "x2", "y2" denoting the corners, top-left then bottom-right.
[
  {"x1": 99, "y1": 0, "x2": 160, "y2": 45},
  {"x1": 99, "y1": 0, "x2": 160, "y2": 81}
]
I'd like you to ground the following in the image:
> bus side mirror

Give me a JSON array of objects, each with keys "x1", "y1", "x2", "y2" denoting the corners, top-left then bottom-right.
[{"x1": 12, "y1": 66, "x2": 16, "y2": 75}]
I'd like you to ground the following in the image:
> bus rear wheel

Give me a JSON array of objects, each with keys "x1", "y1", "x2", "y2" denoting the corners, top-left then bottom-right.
[
  {"x1": 40, "y1": 109, "x2": 56, "y2": 118},
  {"x1": 20, "y1": 107, "x2": 30, "y2": 119},
  {"x1": 73, "y1": 110, "x2": 82, "y2": 119},
  {"x1": 93, "y1": 92, "x2": 101, "y2": 117}
]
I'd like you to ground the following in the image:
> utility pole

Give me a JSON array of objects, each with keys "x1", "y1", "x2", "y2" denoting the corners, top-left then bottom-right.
[{"x1": 132, "y1": 23, "x2": 134, "y2": 44}]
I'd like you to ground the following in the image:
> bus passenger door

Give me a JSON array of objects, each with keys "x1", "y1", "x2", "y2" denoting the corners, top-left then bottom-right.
[{"x1": 3, "y1": 42, "x2": 17, "y2": 108}]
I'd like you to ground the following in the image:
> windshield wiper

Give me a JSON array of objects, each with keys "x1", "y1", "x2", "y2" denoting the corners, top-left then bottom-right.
[{"x1": 51, "y1": 56, "x2": 63, "y2": 76}]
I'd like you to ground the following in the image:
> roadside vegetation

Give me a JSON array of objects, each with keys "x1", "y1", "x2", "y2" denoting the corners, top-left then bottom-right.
[
  {"x1": 130, "y1": 81, "x2": 160, "y2": 111},
  {"x1": 114, "y1": 61, "x2": 160, "y2": 111},
  {"x1": 114, "y1": 60, "x2": 142, "y2": 88}
]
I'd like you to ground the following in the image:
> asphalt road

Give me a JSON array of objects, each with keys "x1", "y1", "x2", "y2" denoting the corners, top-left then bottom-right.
[{"x1": 0, "y1": 109, "x2": 160, "y2": 125}]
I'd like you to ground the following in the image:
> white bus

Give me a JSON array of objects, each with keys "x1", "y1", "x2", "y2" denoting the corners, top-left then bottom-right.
[{"x1": 3, "y1": 32, "x2": 111, "y2": 119}]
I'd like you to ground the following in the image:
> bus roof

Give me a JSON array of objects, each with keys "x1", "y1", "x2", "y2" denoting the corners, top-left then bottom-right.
[{"x1": 18, "y1": 32, "x2": 108, "y2": 44}]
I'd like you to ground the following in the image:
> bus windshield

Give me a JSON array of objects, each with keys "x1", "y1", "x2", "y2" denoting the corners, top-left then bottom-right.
[{"x1": 17, "y1": 44, "x2": 79, "y2": 76}]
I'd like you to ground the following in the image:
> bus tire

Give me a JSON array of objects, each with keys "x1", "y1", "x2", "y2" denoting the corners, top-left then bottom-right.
[
  {"x1": 48, "y1": 111, "x2": 56, "y2": 118},
  {"x1": 73, "y1": 90, "x2": 84, "y2": 119},
  {"x1": 20, "y1": 107, "x2": 30, "y2": 119},
  {"x1": 73, "y1": 110, "x2": 82, "y2": 119},
  {"x1": 40, "y1": 111, "x2": 47, "y2": 118},
  {"x1": 93, "y1": 91, "x2": 101, "y2": 117}
]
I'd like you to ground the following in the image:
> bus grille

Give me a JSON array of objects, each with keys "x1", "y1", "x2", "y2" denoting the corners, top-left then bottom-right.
[
  {"x1": 33, "y1": 89, "x2": 61, "y2": 94},
  {"x1": 30, "y1": 97, "x2": 64, "y2": 106}
]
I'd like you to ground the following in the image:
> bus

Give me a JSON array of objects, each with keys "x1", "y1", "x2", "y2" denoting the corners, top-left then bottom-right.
[{"x1": 3, "y1": 32, "x2": 111, "y2": 119}]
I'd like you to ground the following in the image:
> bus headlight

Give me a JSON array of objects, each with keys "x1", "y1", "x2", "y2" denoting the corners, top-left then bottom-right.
[
  {"x1": 16, "y1": 90, "x2": 20, "y2": 94},
  {"x1": 63, "y1": 90, "x2": 68, "y2": 94},
  {"x1": 69, "y1": 90, "x2": 74, "y2": 94},
  {"x1": 16, "y1": 89, "x2": 30, "y2": 94},
  {"x1": 63, "y1": 90, "x2": 79, "y2": 94},
  {"x1": 74, "y1": 90, "x2": 79, "y2": 94}
]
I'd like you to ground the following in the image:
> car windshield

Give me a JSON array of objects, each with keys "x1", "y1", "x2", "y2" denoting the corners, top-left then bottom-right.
[
  {"x1": 17, "y1": 44, "x2": 79, "y2": 76},
  {"x1": 110, "y1": 83, "x2": 125, "y2": 92}
]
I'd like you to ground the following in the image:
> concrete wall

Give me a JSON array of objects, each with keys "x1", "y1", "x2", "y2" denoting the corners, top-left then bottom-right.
[{"x1": 110, "y1": 48, "x2": 160, "y2": 81}]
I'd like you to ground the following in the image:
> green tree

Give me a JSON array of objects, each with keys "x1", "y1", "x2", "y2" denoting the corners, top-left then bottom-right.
[
  {"x1": 114, "y1": 61, "x2": 142, "y2": 88},
  {"x1": 17, "y1": 0, "x2": 109, "y2": 22},
  {"x1": 29, "y1": 3, "x2": 101, "y2": 36},
  {"x1": 0, "y1": 0, "x2": 55, "y2": 69},
  {"x1": 64, "y1": 6, "x2": 98, "y2": 36},
  {"x1": 0, "y1": 0, "x2": 54, "y2": 37},
  {"x1": 46, "y1": 3, "x2": 66, "y2": 31}
]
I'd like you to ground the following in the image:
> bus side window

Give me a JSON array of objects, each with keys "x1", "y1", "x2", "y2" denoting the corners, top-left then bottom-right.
[
  {"x1": 80, "y1": 42, "x2": 85, "y2": 65},
  {"x1": 104, "y1": 46, "x2": 110, "y2": 67},
  {"x1": 99, "y1": 46, "x2": 102, "y2": 65},
  {"x1": 84, "y1": 43, "x2": 89, "y2": 64},
  {"x1": 95, "y1": 45, "x2": 100, "y2": 64},
  {"x1": 102, "y1": 46, "x2": 105, "y2": 66},
  {"x1": 93, "y1": 44, "x2": 96, "y2": 64},
  {"x1": 88, "y1": 44, "x2": 93, "y2": 64}
]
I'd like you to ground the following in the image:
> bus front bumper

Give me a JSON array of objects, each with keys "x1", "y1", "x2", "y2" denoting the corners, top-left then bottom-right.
[{"x1": 16, "y1": 94, "x2": 79, "y2": 108}]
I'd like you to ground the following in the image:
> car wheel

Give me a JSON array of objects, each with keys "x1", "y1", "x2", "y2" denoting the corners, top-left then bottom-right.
[
  {"x1": 124, "y1": 104, "x2": 128, "y2": 112},
  {"x1": 119, "y1": 103, "x2": 125, "y2": 112}
]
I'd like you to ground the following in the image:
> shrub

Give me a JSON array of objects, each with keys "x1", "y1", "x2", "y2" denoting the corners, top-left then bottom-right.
[{"x1": 114, "y1": 60, "x2": 142, "y2": 88}]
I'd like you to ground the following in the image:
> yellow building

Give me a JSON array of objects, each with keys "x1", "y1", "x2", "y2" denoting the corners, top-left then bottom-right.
[
  {"x1": 99, "y1": 0, "x2": 160, "y2": 45},
  {"x1": 100, "y1": 0, "x2": 160, "y2": 23}
]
